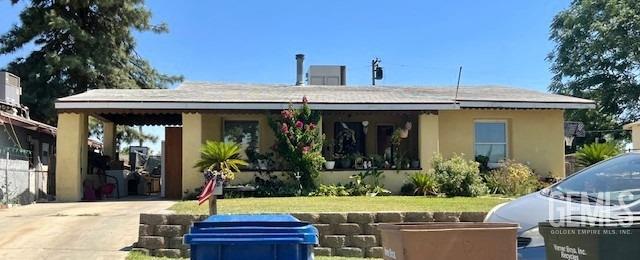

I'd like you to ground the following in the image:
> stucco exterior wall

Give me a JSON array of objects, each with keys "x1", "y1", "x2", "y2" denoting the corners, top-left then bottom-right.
[
  {"x1": 181, "y1": 113, "x2": 203, "y2": 196},
  {"x1": 182, "y1": 112, "x2": 276, "y2": 196},
  {"x1": 628, "y1": 124, "x2": 640, "y2": 150},
  {"x1": 438, "y1": 109, "x2": 565, "y2": 177}
]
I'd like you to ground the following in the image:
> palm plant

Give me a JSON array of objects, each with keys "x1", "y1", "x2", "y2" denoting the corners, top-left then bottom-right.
[
  {"x1": 195, "y1": 141, "x2": 248, "y2": 215},
  {"x1": 575, "y1": 142, "x2": 621, "y2": 167},
  {"x1": 409, "y1": 172, "x2": 439, "y2": 196}
]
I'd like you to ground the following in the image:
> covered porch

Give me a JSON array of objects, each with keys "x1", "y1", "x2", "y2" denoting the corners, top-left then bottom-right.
[{"x1": 53, "y1": 108, "x2": 441, "y2": 201}]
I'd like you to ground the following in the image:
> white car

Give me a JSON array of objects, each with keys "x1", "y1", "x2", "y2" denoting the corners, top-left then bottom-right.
[{"x1": 484, "y1": 153, "x2": 640, "y2": 260}]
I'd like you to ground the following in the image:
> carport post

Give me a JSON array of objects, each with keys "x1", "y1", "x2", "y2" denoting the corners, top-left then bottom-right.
[
  {"x1": 55, "y1": 112, "x2": 88, "y2": 202},
  {"x1": 4, "y1": 151, "x2": 8, "y2": 204},
  {"x1": 102, "y1": 121, "x2": 117, "y2": 158}
]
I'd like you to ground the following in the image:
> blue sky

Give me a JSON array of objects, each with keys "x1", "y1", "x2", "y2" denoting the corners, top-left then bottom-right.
[{"x1": 0, "y1": 0, "x2": 570, "y2": 153}]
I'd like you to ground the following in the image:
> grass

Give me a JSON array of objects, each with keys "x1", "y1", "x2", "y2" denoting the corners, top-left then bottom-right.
[
  {"x1": 169, "y1": 196, "x2": 510, "y2": 215},
  {"x1": 127, "y1": 251, "x2": 379, "y2": 260}
]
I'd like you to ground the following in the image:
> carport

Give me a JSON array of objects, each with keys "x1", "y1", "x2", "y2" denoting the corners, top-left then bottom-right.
[{"x1": 54, "y1": 103, "x2": 185, "y2": 201}]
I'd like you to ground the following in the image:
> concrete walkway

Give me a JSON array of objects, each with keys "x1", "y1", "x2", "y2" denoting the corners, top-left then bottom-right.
[{"x1": 0, "y1": 198, "x2": 175, "y2": 260}]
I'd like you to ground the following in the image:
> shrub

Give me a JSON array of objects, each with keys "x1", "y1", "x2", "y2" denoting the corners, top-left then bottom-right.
[
  {"x1": 269, "y1": 96, "x2": 325, "y2": 191},
  {"x1": 400, "y1": 183, "x2": 416, "y2": 196},
  {"x1": 345, "y1": 169, "x2": 391, "y2": 196},
  {"x1": 409, "y1": 172, "x2": 439, "y2": 196},
  {"x1": 485, "y1": 160, "x2": 539, "y2": 196},
  {"x1": 253, "y1": 172, "x2": 299, "y2": 197},
  {"x1": 309, "y1": 184, "x2": 351, "y2": 196},
  {"x1": 475, "y1": 155, "x2": 491, "y2": 173},
  {"x1": 431, "y1": 154, "x2": 487, "y2": 197},
  {"x1": 576, "y1": 142, "x2": 621, "y2": 167},
  {"x1": 308, "y1": 168, "x2": 391, "y2": 197}
]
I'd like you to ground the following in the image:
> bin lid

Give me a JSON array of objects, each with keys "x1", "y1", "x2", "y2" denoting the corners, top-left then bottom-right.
[
  {"x1": 203, "y1": 214, "x2": 300, "y2": 223},
  {"x1": 184, "y1": 214, "x2": 318, "y2": 245}
]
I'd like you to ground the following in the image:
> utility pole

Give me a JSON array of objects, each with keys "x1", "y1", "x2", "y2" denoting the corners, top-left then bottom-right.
[{"x1": 371, "y1": 58, "x2": 382, "y2": 86}]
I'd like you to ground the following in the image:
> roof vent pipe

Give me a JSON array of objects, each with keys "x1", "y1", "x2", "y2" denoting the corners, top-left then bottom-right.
[{"x1": 295, "y1": 54, "x2": 305, "y2": 86}]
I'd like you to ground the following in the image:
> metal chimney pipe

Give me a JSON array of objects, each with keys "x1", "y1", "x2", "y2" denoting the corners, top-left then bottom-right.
[{"x1": 295, "y1": 54, "x2": 304, "y2": 86}]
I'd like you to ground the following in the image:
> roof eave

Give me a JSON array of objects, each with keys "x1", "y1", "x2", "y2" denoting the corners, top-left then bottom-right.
[
  {"x1": 55, "y1": 100, "x2": 596, "y2": 111},
  {"x1": 55, "y1": 101, "x2": 458, "y2": 110},
  {"x1": 457, "y1": 101, "x2": 596, "y2": 110}
]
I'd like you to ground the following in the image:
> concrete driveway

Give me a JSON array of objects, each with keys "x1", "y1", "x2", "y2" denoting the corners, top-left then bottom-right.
[{"x1": 0, "y1": 199, "x2": 175, "y2": 260}]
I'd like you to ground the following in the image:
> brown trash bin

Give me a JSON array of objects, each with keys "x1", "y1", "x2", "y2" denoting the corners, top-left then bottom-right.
[{"x1": 378, "y1": 222, "x2": 518, "y2": 260}]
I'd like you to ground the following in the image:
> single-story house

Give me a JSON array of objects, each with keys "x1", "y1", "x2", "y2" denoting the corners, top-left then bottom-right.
[{"x1": 54, "y1": 82, "x2": 595, "y2": 201}]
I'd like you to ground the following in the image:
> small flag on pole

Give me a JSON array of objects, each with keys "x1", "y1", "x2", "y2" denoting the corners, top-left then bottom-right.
[{"x1": 197, "y1": 179, "x2": 216, "y2": 205}]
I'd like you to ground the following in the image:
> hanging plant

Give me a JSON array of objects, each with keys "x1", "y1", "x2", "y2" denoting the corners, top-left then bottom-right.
[{"x1": 269, "y1": 96, "x2": 325, "y2": 192}]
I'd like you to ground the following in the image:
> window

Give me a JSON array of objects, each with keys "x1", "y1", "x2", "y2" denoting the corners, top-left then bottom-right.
[
  {"x1": 474, "y1": 121, "x2": 507, "y2": 164},
  {"x1": 223, "y1": 121, "x2": 259, "y2": 160}
]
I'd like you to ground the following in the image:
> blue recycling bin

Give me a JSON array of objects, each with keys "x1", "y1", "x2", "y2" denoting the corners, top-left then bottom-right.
[{"x1": 184, "y1": 214, "x2": 318, "y2": 260}]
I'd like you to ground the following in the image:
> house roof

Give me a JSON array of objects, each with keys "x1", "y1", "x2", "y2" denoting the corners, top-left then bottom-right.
[
  {"x1": 55, "y1": 82, "x2": 596, "y2": 111},
  {"x1": 0, "y1": 111, "x2": 57, "y2": 136}
]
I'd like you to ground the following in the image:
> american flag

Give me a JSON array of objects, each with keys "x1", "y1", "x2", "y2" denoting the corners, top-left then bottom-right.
[{"x1": 197, "y1": 171, "x2": 218, "y2": 205}]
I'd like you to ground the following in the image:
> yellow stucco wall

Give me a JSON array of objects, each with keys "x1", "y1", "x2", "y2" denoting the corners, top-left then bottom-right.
[
  {"x1": 629, "y1": 124, "x2": 640, "y2": 150},
  {"x1": 182, "y1": 112, "x2": 276, "y2": 196},
  {"x1": 438, "y1": 109, "x2": 566, "y2": 177},
  {"x1": 418, "y1": 113, "x2": 440, "y2": 170},
  {"x1": 200, "y1": 112, "x2": 276, "y2": 157},
  {"x1": 182, "y1": 113, "x2": 204, "y2": 196},
  {"x1": 55, "y1": 112, "x2": 88, "y2": 201}
]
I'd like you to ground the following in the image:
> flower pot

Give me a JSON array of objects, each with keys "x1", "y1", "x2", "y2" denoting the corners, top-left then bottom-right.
[
  {"x1": 411, "y1": 160, "x2": 420, "y2": 169},
  {"x1": 324, "y1": 161, "x2": 335, "y2": 170},
  {"x1": 257, "y1": 159, "x2": 268, "y2": 170},
  {"x1": 339, "y1": 158, "x2": 352, "y2": 169}
]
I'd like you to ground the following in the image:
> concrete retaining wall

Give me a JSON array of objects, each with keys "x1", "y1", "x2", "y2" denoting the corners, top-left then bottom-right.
[{"x1": 134, "y1": 211, "x2": 486, "y2": 258}]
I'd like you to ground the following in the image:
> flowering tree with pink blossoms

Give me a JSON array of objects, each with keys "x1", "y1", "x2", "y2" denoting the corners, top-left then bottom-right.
[{"x1": 269, "y1": 96, "x2": 325, "y2": 191}]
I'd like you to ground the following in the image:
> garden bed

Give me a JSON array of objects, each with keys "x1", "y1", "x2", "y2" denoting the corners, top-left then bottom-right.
[{"x1": 169, "y1": 196, "x2": 510, "y2": 215}]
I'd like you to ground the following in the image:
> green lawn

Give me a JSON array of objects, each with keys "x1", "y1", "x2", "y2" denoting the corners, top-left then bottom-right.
[
  {"x1": 127, "y1": 251, "x2": 378, "y2": 260},
  {"x1": 169, "y1": 196, "x2": 510, "y2": 215}
]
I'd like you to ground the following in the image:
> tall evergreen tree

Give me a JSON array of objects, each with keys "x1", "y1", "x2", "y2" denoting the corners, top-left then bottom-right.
[
  {"x1": 1, "y1": 0, "x2": 182, "y2": 125},
  {"x1": 548, "y1": 0, "x2": 640, "y2": 143}
]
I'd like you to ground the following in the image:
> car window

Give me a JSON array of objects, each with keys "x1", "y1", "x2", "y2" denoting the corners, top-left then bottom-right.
[{"x1": 552, "y1": 153, "x2": 640, "y2": 205}]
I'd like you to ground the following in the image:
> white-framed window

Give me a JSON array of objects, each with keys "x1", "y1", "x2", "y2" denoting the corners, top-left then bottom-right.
[
  {"x1": 474, "y1": 120, "x2": 507, "y2": 165},
  {"x1": 223, "y1": 120, "x2": 260, "y2": 160}
]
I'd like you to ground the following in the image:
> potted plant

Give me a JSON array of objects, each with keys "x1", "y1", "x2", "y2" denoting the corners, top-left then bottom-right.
[
  {"x1": 336, "y1": 153, "x2": 352, "y2": 169},
  {"x1": 195, "y1": 141, "x2": 248, "y2": 215},
  {"x1": 324, "y1": 153, "x2": 336, "y2": 170},
  {"x1": 354, "y1": 153, "x2": 366, "y2": 169},
  {"x1": 323, "y1": 140, "x2": 336, "y2": 170},
  {"x1": 411, "y1": 158, "x2": 420, "y2": 169},
  {"x1": 254, "y1": 152, "x2": 275, "y2": 170}
]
